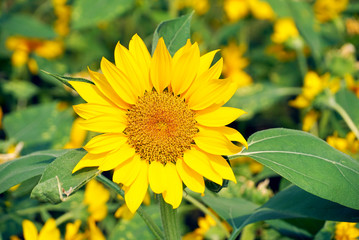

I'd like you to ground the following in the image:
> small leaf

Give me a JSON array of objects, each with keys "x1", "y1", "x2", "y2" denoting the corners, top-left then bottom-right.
[
  {"x1": 41, "y1": 70, "x2": 93, "y2": 90},
  {"x1": 0, "y1": 149, "x2": 69, "y2": 194},
  {"x1": 31, "y1": 149, "x2": 99, "y2": 204},
  {"x1": 231, "y1": 128, "x2": 359, "y2": 210},
  {"x1": 152, "y1": 12, "x2": 194, "y2": 56}
]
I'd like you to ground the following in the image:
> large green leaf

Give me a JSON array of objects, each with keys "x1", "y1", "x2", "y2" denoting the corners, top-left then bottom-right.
[
  {"x1": 152, "y1": 12, "x2": 193, "y2": 56},
  {"x1": 3, "y1": 103, "x2": 73, "y2": 153},
  {"x1": 203, "y1": 186, "x2": 359, "y2": 239},
  {"x1": 335, "y1": 89, "x2": 359, "y2": 129},
  {"x1": 0, "y1": 14, "x2": 56, "y2": 39},
  {"x1": 71, "y1": 0, "x2": 134, "y2": 29},
  {"x1": 0, "y1": 149, "x2": 69, "y2": 194},
  {"x1": 31, "y1": 149, "x2": 99, "y2": 204},
  {"x1": 225, "y1": 83, "x2": 300, "y2": 120},
  {"x1": 230, "y1": 128, "x2": 359, "y2": 209}
]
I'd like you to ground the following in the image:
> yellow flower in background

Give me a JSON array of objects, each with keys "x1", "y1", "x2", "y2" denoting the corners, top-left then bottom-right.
[
  {"x1": 175, "y1": 0, "x2": 209, "y2": 15},
  {"x1": 114, "y1": 189, "x2": 151, "y2": 220},
  {"x1": 65, "y1": 220, "x2": 86, "y2": 240},
  {"x1": 22, "y1": 218, "x2": 60, "y2": 240},
  {"x1": 72, "y1": 34, "x2": 247, "y2": 213},
  {"x1": 64, "y1": 118, "x2": 88, "y2": 149},
  {"x1": 302, "y1": 110, "x2": 319, "y2": 132},
  {"x1": 271, "y1": 18, "x2": 299, "y2": 44},
  {"x1": 222, "y1": 42, "x2": 253, "y2": 88},
  {"x1": 335, "y1": 222, "x2": 359, "y2": 240},
  {"x1": 52, "y1": 0, "x2": 72, "y2": 36},
  {"x1": 327, "y1": 132, "x2": 359, "y2": 154},
  {"x1": 224, "y1": 0, "x2": 274, "y2": 22},
  {"x1": 84, "y1": 179, "x2": 110, "y2": 221},
  {"x1": 289, "y1": 71, "x2": 329, "y2": 109},
  {"x1": 5, "y1": 36, "x2": 63, "y2": 70},
  {"x1": 345, "y1": 74, "x2": 359, "y2": 98},
  {"x1": 346, "y1": 18, "x2": 359, "y2": 36},
  {"x1": 87, "y1": 218, "x2": 106, "y2": 240},
  {"x1": 314, "y1": 0, "x2": 348, "y2": 23}
]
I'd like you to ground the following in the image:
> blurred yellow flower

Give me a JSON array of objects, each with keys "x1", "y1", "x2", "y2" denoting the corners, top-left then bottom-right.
[
  {"x1": 224, "y1": 0, "x2": 274, "y2": 22},
  {"x1": 176, "y1": 0, "x2": 209, "y2": 15},
  {"x1": 266, "y1": 44, "x2": 297, "y2": 61},
  {"x1": 65, "y1": 220, "x2": 86, "y2": 240},
  {"x1": 6, "y1": 36, "x2": 63, "y2": 68},
  {"x1": 52, "y1": 0, "x2": 72, "y2": 36},
  {"x1": 271, "y1": 18, "x2": 299, "y2": 44},
  {"x1": 314, "y1": 0, "x2": 348, "y2": 23},
  {"x1": 302, "y1": 110, "x2": 319, "y2": 132},
  {"x1": 86, "y1": 218, "x2": 106, "y2": 240},
  {"x1": 222, "y1": 42, "x2": 253, "y2": 88},
  {"x1": 72, "y1": 34, "x2": 247, "y2": 213},
  {"x1": 327, "y1": 132, "x2": 359, "y2": 154},
  {"x1": 335, "y1": 222, "x2": 359, "y2": 240},
  {"x1": 346, "y1": 18, "x2": 359, "y2": 35},
  {"x1": 232, "y1": 156, "x2": 263, "y2": 174},
  {"x1": 22, "y1": 218, "x2": 60, "y2": 240},
  {"x1": 345, "y1": 74, "x2": 359, "y2": 98},
  {"x1": 84, "y1": 179, "x2": 110, "y2": 221},
  {"x1": 64, "y1": 118, "x2": 88, "y2": 149},
  {"x1": 289, "y1": 71, "x2": 331, "y2": 109},
  {"x1": 114, "y1": 189, "x2": 151, "y2": 220}
]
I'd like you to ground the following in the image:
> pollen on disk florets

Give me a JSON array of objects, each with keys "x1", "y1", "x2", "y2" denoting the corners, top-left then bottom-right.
[{"x1": 125, "y1": 90, "x2": 198, "y2": 164}]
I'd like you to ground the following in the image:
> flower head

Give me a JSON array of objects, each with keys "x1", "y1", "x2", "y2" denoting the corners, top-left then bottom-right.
[
  {"x1": 271, "y1": 18, "x2": 299, "y2": 44},
  {"x1": 335, "y1": 222, "x2": 359, "y2": 240},
  {"x1": 72, "y1": 34, "x2": 247, "y2": 212},
  {"x1": 22, "y1": 218, "x2": 60, "y2": 240}
]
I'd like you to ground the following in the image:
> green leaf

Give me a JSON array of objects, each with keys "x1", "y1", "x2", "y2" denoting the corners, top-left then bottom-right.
[
  {"x1": 203, "y1": 186, "x2": 359, "y2": 238},
  {"x1": 31, "y1": 149, "x2": 99, "y2": 204},
  {"x1": 71, "y1": 0, "x2": 134, "y2": 29},
  {"x1": 3, "y1": 103, "x2": 74, "y2": 153},
  {"x1": 225, "y1": 83, "x2": 301, "y2": 120},
  {"x1": 41, "y1": 70, "x2": 94, "y2": 90},
  {"x1": 152, "y1": 12, "x2": 194, "y2": 56},
  {"x1": 0, "y1": 14, "x2": 56, "y2": 39},
  {"x1": 231, "y1": 128, "x2": 359, "y2": 210},
  {"x1": 0, "y1": 149, "x2": 69, "y2": 194},
  {"x1": 335, "y1": 89, "x2": 359, "y2": 129}
]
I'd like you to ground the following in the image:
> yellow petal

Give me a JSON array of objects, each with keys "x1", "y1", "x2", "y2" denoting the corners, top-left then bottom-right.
[
  {"x1": 187, "y1": 77, "x2": 237, "y2": 111},
  {"x1": 101, "y1": 57, "x2": 139, "y2": 104},
  {"x1": 150, "y1": 38, "x2": 172, "y2": 92},
  {"x1": 183, "y1": 146, "x2": 222, "y2": 185},
  {"x1": 112, "y1": 155, "x2": 141, "y2": 186},
  {"x1": 69, "y1": 81, "x2": 113, "y2": 106},
  {"x1": 125, "y1": 160, "x2": 149, "y2": 213},
  {"x1": 22, "y1": 220, "x2": 38, "y2": 240},
  {"x1": 183, "y1": 58, "x2": 223, "y2": 100},
  {"x1": 148, "y1": 161, "x2": 166, "y2": 194},
  {"x1": 84, "y1": 133, "x2": 127, "y2": 154},
  {"x1": 162, "y1": 162, "x2": 183, "y2": 208},
  {"x1": 198, "y1": 49, "x2": 220, "y2": 76},
  {"x1": 209, "y1": 155, "x2": 236, "y2": 183},
  {"x1": 176, "y1": 158, "x2": 205, "y2": 193},
  {"x1": 72, "y1": 152, "x2": 105, "y2": 173},
  {"x1": 99, "y1": 143, "x2": 136, "y2": 171},
  {"x1": 129, "y1": 34, "x2": 152, "y2": 91},
  {"x1": 196, "y1": 107, "x2": 246, "y2": 127},
  {"x1": 79, "y1": 115, "x2": 126, "y2": 133},
  {"x1": 218, "y1": 126, "x2": 248, "y2": 149},
  {"x1": 194, "y1": 126, "x2": 242, "y2": 155},
  {"x1": 73, "y1": 103, "x2": 125, "y2": 120},
  {"x1": 88, "y1": 68, "x2": 129, "y2": 109},
  {"x1": 171, "y1": 42, "x2": 200, "y2": 95},
  {"x1": 115, "y1": 42, "x2": 146, "y2": 94},
  {"x1": 172, "y1": 39, "x2": 192, "y2": 61}
]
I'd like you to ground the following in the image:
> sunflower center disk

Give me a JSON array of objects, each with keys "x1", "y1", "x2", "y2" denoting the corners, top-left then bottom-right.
[{"x1": 125, "y1": 91, "x2": 198, "y2": 164}]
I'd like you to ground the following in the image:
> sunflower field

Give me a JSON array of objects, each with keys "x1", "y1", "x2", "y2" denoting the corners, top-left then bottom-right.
[{"x1": 1, "y1": 0, "x2": 359, "y2": 239}]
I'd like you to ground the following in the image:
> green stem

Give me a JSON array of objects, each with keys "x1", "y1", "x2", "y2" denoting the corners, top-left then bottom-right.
[
  {"x1": 96, "y1": 175, "x2": 164, "y2": 240},
  {"x1": 55, "y1": 211, "x2": 74, "y2": 226},
  {"x1": 183, "y1": 193, "x2": 230, "y2": 238},
  {"x1": 328, "y1": 96, "x2": 359, "y2": 140},
  {"x1": 295, "y1": 46, "x2": 308, "y2": 79},
  {"x1": 168, "y1": 0, "x2": 177, "y2": 18},
  {"x1": 159, "y1": 194, "x2": 180, "y2": 240}
]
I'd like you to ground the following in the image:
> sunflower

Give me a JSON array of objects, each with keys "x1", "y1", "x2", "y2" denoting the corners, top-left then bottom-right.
[{"x1": 71, "y1": 34, "x2": 247, "y2": 213}]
